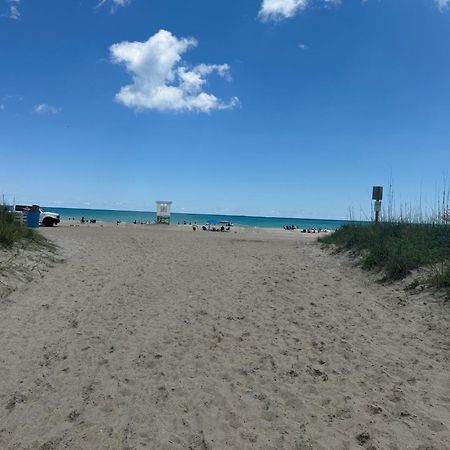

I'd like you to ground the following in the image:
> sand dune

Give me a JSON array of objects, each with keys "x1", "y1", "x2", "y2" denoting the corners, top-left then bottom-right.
[{"x1": 0, "y1": 223, "x2": 449, "y2": 449}]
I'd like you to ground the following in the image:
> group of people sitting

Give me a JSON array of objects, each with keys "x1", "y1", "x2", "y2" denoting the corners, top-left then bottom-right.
[
  {"x1": 193, "y1": 225, "x2": 231, "y2": 232},
  {"x1": 283, "y1": 225, "x2": 329, "y2": 233},
  {"x1": 300, "y1": 228, "x2": 328, "y2": 234},
  {"x1": 80, "y1": 217, "x2": 96, "y2": 224}
]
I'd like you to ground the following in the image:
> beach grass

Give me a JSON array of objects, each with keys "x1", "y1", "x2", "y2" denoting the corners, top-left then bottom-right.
[
  {"x1": 0, "y1": 207, "x2": 49, "y2": 249},
  {"x1": 320, "y1": 222, "x2": 450, "y2": 294}
]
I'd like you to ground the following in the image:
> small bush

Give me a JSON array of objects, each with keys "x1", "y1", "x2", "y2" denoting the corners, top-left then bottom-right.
[
  {"x1": 430, "y1": 269, "x2": 450, "y2": 287},
  {"x1": 428, "y1": 264, "x2": 450, "y2": 297},
  {"x1": 0, "y1": 207, "x2": 48, "y2": 248}
]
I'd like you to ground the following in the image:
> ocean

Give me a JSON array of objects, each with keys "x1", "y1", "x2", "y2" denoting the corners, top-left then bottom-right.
[{"x1": 45, "y1": 207, "x2": 352, "y2": 230}]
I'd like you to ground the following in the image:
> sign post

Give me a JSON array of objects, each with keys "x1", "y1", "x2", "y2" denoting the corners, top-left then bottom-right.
[{"x1": 372, "y1": 186, "x2": 383, "y2": 223}]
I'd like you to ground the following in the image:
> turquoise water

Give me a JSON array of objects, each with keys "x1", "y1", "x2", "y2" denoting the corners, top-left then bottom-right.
[{"x1": 46, "y1": 207, "x2": 352, "y2": 230}]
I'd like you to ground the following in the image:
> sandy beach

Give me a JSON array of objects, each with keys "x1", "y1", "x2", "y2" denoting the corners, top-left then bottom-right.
[{"x1": 0, "y1": 223, "x2": 449, "y2": 450}]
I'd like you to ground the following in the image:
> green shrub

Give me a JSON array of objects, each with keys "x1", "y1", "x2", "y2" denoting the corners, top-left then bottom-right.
[
  {"x1": 430, "y1": 269, "x2": 450, "y2": 287},
  {"x1": 320, "y1": 222, "x2": 450, "y2": 284},
  {"x1": 0, "y1": 207, "x2": 48, "y2": 248}
]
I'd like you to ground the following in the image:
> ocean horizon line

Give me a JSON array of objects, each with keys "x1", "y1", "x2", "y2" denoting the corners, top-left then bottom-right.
[{"x1": 44, "y1": 206, "x2": 349, "y2": 224}]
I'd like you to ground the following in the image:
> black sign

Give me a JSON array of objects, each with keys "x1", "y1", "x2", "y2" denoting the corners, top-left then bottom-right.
[{"x1": 372, "y1": 186, "x2": 383, "y2": 201}]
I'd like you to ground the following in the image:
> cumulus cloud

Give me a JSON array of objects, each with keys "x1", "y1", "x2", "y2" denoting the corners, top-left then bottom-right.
[
  {"x1": 110, "y1": 29, "x2": 239, "y2": 113},
  {"x1": 259, "y1": 0, "x2": 309, "y2": 21},
  {"x1": 34, "y1": 104, "x2": 60, "y2": 114},
  {"x1": 258, "y1": 0, "x2": 341, "y2": 21}
]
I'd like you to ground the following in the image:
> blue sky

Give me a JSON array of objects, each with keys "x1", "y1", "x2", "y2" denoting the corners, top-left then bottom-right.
[{"x1": 1, "y1": 0, "x2": 450, "y2": 219}]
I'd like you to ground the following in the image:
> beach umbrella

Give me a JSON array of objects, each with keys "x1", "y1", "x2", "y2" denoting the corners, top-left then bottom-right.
[{"x1": 206, "y1": 219, "x2": 219, "y2": 230}]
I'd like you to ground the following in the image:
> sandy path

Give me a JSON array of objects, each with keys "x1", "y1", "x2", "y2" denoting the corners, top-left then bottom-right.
[{"x1": 0, "y1": 225, "x2": 449, "y2": 450}]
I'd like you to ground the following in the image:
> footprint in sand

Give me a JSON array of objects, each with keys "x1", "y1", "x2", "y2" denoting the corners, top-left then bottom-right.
[
  {"x1": 224, "y1": 411, "x2": 241, "y2": 429},
  {"x1": 5, "y1": 392, "x2": 27, "y2": 413}
]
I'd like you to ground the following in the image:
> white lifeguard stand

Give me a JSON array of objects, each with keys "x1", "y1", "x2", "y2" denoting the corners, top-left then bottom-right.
[{"x1": 156, "y1": 201, "x2": 172, "y2": 224}]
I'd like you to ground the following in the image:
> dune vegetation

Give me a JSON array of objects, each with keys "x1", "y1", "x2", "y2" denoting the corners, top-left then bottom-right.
[
  {"x1": 320, "y1": 222, "x2": 450, "y2": 295},
  {"x1": 0, "y1": 207, "x2": 48, "y2": 248}
]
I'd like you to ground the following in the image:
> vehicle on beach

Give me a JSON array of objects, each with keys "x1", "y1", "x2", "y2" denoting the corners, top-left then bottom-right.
[{"x1": 13, "y1": 205, "x2": 61, "y2": 227}]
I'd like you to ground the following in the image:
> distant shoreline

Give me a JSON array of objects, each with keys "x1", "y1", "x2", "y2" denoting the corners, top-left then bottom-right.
[
  {"x1": 46, "y1": 206, "x2": 344, "y2": 222},
  {"x1": 45, "y1": 206, "x2": 358, "y2": 230}
]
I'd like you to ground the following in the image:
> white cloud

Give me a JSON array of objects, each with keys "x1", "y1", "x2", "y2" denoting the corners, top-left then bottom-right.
[
  {"x1": 259, "y1": 0, "x2": 450, "y2": 22},
  {"x1": 97, "y1": 0, "x2": 131, "y2": 13},
  {"x1": 110, "y1": 29, "x2": 239, "y2": 113},
  {"x1": 259, "y1": 0, "x2": 309, "y2": 21},
  {"x1": 34, "y1": 104, "x2": 60, "y2": 114},
  {"x1": 258, "y1": 0, "x2": 341, "y2": 22},
  {"x1": 435, "y1": 0, "x2": 450, "y2": 11},
  {"x1": 0, "y1": 104, "x2": 5, "y2": 110},
  {"x1": 6, "y1": 0, "x2": 21, "y2": 20},
  {"x1": 298, "y1": 42, "x2": 309, "y2": 50}
]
